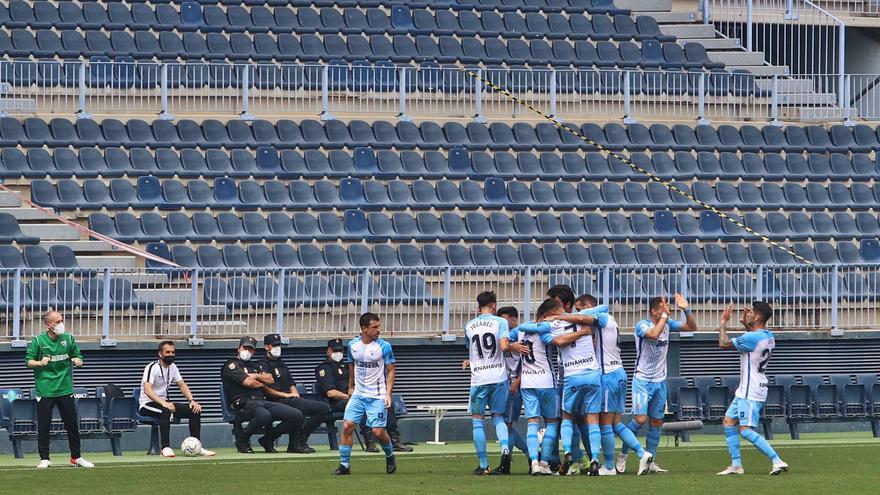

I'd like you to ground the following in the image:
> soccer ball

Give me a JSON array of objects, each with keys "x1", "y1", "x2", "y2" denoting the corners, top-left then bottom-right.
[{"x1": 181, "y1": 437, "x2": 202, "y2": 457}]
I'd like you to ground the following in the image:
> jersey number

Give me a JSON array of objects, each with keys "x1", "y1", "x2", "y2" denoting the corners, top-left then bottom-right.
[
  {"x1": 757, "y1": 348, "x2": 772, "y2": 373},
  {"x1": 521, "y1": 341, "x2": 536, "y2": 364},
  {"x1": 471, "y1": 333, "x2": 498, "y2": 359}
]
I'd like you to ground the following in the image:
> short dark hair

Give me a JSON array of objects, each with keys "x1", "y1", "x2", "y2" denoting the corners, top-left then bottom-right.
[
  {"x1": 359, "y1": 312, "x2": 380, "y2": 329},
  {"x1": 547, "y1": 285, "x2": 575, "y2": 308},
  {"x1": 476, "y1": 291, "x2": 497, "y2": 309},
  {"x1": 576, "y1": 294, "x2": 598, "y2": 307},
  {"x1": 536, "y1": 298, "x2": 562, "y2": 320},
  {"x1": 752, "y1": 301, "x2": 773, "y2": 324},
  {"x1": 158, "y1": 340, "x2": 175, "y2": 352},
  {"x1": 496, "y1": 306, "x2": 518, "y2": 318},
  {"x1": 648, "y1": 296, "x2": 667, "y2": 312}
]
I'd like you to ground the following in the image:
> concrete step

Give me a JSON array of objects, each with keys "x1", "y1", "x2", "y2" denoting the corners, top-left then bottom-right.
[
  {"x1": 661, "y1": 23, "x2": 716, "y2": 38},
  {"x1": 685, "y1": 38, "x2": 741, "y2": 50},
  {"x1": 618, "y1": 0, "x2": 672, "y2": 11},
  {"x1": 0, "y1": 192, "x2": 22, "y2": 207},
  {"x1": 20, "y1": 223, "x2": 79, "y2": 240},
  {"x1": 136, "y1": 288, "x2": 192, "y2": 306},
  {"x1": 778, "y1": 92, "x2": 839, "y2": 106},
  {"x1": 119, "y1": 273, "x2": 169, "y2": 285},
  {"x1": 735, "y1": 65, "x2": 790, "y2": 77},
  {"x1": 163, "y1": 320, "x2": 248, "y2": 335},
  {"x1": 756, "y1": 78, "x2": 816, "y2": 93},
  {"x1": 0, "y1": 207, "x2": 49, "y2": 221},
  {"x1": 154, "y1": 305, "x2": 228, "y2": 318},
  {"x1": 648, "y1": 11, "x2": 697, "y2": 23},
  {"x1": 75, "y1": 256, "x2": 138, "y2": 269},
  {"x1": 709, "y1": 51, "x2": 767, "y2": 66},
  {"x1": 788, "y1": 107, "x2": 856, "y2": 121},
  {"x1": 39, "y1": 240, "x2": 112, "y2": 253}
]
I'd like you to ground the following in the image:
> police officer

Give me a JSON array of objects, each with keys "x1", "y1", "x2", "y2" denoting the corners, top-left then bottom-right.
[
  {"x1": 259, "y1": 334, "x2": 332, "y2": 454},
  {"x1": 315, "y1": 339, "x2": 413, "y2": 453},
  {"x1": 221, "y1": 336, "x2": 302, "y2": 454}
]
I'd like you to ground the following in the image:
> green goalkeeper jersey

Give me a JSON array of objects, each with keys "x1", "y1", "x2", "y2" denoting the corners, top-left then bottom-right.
[{"x1": 24, "y1": 332, "x2": 82, "y2": 398}]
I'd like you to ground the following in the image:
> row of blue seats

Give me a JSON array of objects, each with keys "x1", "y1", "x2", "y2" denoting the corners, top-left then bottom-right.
[
  {"x1": 0, "y1": 212, "x2": 37, "y2": 245},
  {"x1": 4, "y1": 146, "x2": 878, "y2": 181},
  {"x1": 0, "y1": 2, "x2": 668, "y2": 43},
  {"x1": 88, "y1": 209, "x2": 880, "y2": 245},
  {"x1": 2, "y1": 118, "x2": 877, "y2": 154},
  {"x1": 203, "y1": 273, "x2": 440, "y2": 307},
  {"x1": 0, "y1": 277, "x2": 153, "y2": 311},
  {"x1": 0, "y1": 245, "x2": 84, "y2": 271},
  {"x1": 671, "y1": 375, "x2": 880, "y2": 438},
  {"x1": 143, "y1": 240, "x2": 879, "y2": 270},
  {"x1": 1, "y1": 31, "x2": 715, "y2": 70},
  {"x1": 45, "y1": 177, "x2": 880, "y2": 213}
]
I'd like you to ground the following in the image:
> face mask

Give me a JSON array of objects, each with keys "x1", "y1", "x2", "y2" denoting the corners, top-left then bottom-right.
[
  {"x1": 239, "y1": 349, "x2": 253, "y2": 361},
  {"x1": 331, "y1": 352, "x2": 343, "y2": 363},
  {"x1": 52, "y1": 322, "x2": 66, "y2": 335},
  {"x1": 162, "y1": 355, "x2": 175, "y2": 365},
  {"x1": 269, "y1": 347, "x2": 281, "y2": 358}
]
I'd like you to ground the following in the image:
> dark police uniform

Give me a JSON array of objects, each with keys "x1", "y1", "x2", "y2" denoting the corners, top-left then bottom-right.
[
  {"x1": 316, "y1": 339, "x2": 411, "y2": 452},
  {"x1": 259, "y1": 334, "x2": 331, "y2": 453},
  {"x1": 221, "y1": 336, "x2": 300, "y2": 453}
]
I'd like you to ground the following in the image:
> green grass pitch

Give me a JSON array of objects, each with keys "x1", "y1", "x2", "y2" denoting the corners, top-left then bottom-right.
[{"x1": 2, "y1": 432, "x2": 878, "y2": 495}]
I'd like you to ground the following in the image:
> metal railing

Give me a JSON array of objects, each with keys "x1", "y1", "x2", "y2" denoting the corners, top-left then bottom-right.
[
  {"x1": 0, "y1": 59, "x2": 864, "y2": 123},
  {"x1": 807, "y1": 0, "x2": 880, "y2": 15},
  {"x1": 1, "y1": 264, "x2": 876, "y2": 344},
  {"x1": 702, "y1": 0, "x2": 846, "y2": 95}
]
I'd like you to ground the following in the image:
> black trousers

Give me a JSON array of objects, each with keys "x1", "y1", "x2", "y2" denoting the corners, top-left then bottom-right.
[
  {"x1": 37, "y1": 394, "x2": 80, "y2": 461},
  {"x1": 139, "y1": 401, "x2": 202, "y2": 449},
  {"x1": 329, "y1": 398, "x2": 399, "y2": 434},
  {"x1": 274, "y1": 397, "x2": 331, "y2": 443},
  {"x1": 240, "y1": 400, "x2": 303, "y2": 442}
]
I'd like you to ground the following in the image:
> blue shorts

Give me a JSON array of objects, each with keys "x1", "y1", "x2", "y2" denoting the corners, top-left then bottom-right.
[
  {"x1": 601, "y1": 368, "x2": 628, "y2": 414},
  {"x1": 631, "y1": 378, "x2": 667, "y2": 420},
  {"x1": 561, "y1": 370, "x2": 602, "y2": 415},
  {"x1": 726, "y1": 398, "x2": 764, "y2": 428},
  {"x1": 504, "y1": 389, "x2": 522, "y2": 423},
  {"x1": 470, "y1": 382, "x2": 509, "y2": 416},
  {"x1": 521, "y1": 388, "x2": 560, "y2": 419},
  {"x1": 343, "y1": 394, "x2": 387, "y2": 428}
]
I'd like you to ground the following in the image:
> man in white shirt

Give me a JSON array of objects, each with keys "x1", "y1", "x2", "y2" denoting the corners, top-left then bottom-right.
[{"x1": 139, "y1": 341, "x2": 215, "y2": 457}]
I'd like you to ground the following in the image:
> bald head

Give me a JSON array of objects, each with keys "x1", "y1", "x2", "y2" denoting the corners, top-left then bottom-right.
[{"x1": 43, "y1": 311, "x2": 62, "y2": 329}]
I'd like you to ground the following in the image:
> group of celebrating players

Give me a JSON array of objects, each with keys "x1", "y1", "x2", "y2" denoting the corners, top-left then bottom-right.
[
  {"x1": 333, "y1": 283, "x2": 790, "y2": 477},
  {"x1": 463, "y1": 285, "x2": 790, "y2": 477}
]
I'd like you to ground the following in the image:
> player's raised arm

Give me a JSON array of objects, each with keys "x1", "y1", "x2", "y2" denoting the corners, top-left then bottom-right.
[
  {"x1": 675, "y1": 293, "x2": 698, "y2": 332},
  {"x1": 550, "y1": 324, "x2": 591, "y2": 347},
  {"x1": 718, "y1": 303, "x2": 735, "y2": 349}
]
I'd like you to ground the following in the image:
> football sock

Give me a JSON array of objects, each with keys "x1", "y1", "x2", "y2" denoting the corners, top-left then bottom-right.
[
  {"x1": 472, "y1": 419, "x2": 488, "y2": 468},
  {"x1": 492, "y1": 416, "x2": 510, "y2": 455},
  {"x1": 526, "y1": 422, "x2": 540, "y2": 462},
  {"x1": 614, "y1": 422, "x2": 646, "y2": 458},
  {"x1": 587, "y1": 424, "x2": 602, "y2": 462},
  {"x1": 541, "y1": 422, "x2": 559, "y2": 463},
  {"x1": 724, "y1": 426, "x2": 742, "y2": 467},
  {"x1": 382, "y1": 440, "x2": 394, "y2": 458},
  {"x1": 620, "y1": 420, "x2": 643, "y2": 455},
  {"x1": 646, "y1": 426, "x2": 662, "y2": 457},
  {"x1": 339, "y1": 445, "x2": 352, "y2": 468},
  {"x1": 600, "y1": 425, "x2": 616, "y2": 469},
  {"x1": 741, "y1": 428, "x2": 780, "y2": 463},
  {"x1": 560, "y1": 418, "x2": 574, "y2": 454}
]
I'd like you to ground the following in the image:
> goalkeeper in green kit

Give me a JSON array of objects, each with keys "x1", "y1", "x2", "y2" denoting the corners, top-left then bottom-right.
[{"x1": 25, "y1": 311, "x2": 95, "y2": 469}]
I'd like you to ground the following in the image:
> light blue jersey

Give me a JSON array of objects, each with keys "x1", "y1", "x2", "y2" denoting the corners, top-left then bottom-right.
[
  {"x1": 347, "y1": 337, "x2": 394, "y2": 399},
  {"x1": 634, "y1": 317, "x2": 684, "y2": 382}
]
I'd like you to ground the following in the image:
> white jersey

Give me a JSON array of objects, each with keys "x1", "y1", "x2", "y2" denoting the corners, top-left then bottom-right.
[
  {"x1": 550, "y1": 319, "x2": 600, "y2": 378},
  {"x1": 504, "y1": 350, "x2": 521, "y2": 381},
  {"x1": 634, "y1": 318, "x2": 684, "y2": 382},
  {"x1": 347, "y1": 337, "x2": 395, "y2": 399},
  {"x1": 139, "y1": 361, "x2": 182, "y2": 409},
  {"x1": 465, "y1": 314, "x2": 511, "y2": 386},
  {"x1": 595, "y1": 315, "x2": 623, "y2": 374},
  {"x1": 733, "y1": 329, "x2": 775, "y2": 401},
  {"x1": 510, "y1": 328, "x2": 556, "y2": 389}
]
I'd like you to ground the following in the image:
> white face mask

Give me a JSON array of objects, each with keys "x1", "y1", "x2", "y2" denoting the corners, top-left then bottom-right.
[
  {"x1": 330, "y1": 352, "x2": 344, "y2": 363},
  {"x1": 52, "y1": 322, "x2": 66, "y2": 335},
  {"x1": 239, "y1": 349, "x2": 253, "y2": 361},
  {"x1": 269, "y1": 347, "x2": 281, "y2": 358}
]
